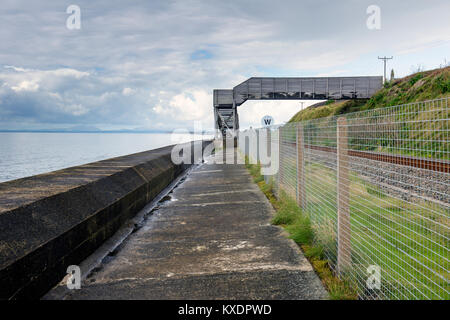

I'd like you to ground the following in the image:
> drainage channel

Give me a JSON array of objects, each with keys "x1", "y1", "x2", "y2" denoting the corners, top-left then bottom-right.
[{"x1": 42, "y1": 162, "x2": 203, "y2": 299}]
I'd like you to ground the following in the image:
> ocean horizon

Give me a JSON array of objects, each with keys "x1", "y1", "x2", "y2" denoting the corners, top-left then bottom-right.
[{"x1": 0, "y1": 132, "x2": 210, "y2": 183}]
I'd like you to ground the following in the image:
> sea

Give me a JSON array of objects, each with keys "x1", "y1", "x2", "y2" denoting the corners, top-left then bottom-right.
[{"x1": 0, "y1": 132, "x2": 209, "y2": 183}]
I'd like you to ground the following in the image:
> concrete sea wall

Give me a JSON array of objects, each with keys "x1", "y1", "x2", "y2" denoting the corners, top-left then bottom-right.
[{"x1": 0, "y1": 140, "x2": 210, "y2": 299}]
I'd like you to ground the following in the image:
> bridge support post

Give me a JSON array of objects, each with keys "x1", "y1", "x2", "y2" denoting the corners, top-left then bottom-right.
[
  {"x1": 337, "y1": 117, "x2": 351, "y2": 277},
  {"x1": 296, "y1": 124, "x2": 305, "y2": 209}
]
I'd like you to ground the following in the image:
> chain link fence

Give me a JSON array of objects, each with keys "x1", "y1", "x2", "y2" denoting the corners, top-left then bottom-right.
[{"x1": 238, "y1": 97, "x2": 449, "y2": 300}]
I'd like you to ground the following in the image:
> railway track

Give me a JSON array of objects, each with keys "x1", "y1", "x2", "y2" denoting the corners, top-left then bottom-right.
[{"x1": 282, "y1": 143, "x2": 449, "y2": 174}]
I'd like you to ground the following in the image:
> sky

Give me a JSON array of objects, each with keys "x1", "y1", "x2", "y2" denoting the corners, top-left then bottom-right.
[{"x1": 0, "y1": 0, "x2": 449, "y2": 131}]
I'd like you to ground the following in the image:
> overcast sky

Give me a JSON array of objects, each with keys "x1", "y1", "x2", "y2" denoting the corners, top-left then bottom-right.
[{"x1": 0, "y1": 0, "x2": 449, "y2": 131}]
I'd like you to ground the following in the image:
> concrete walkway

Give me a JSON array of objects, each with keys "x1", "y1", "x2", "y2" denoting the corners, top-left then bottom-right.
[{"x1": 48, "y1": 150, "x2": 327, "y2": 299}]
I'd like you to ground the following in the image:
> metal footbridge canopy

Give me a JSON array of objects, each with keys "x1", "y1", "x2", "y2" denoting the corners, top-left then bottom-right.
[{"x1": 213, "y1": 76, "x2": 383, "y2": 136}]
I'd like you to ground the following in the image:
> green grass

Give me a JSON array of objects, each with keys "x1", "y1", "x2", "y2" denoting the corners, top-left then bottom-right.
[
  {"x1": 244, "y1": 158, "x2": 358, "y2": 300},
  {"x1": 303, "y1": 162, "x2": 450, "y2": 300},
  {"x1": 287, "y1": 67, "x2": 450, "y2": 160},
  {"x1": 289, "y1": 67, "x2": 449, "y2": 123},
  {"x1": 244, "y1": 150, "x2": 449, "y2": 299},
  {"x1": 289, "y1": 99, "x2": 368, "y2": 122}
]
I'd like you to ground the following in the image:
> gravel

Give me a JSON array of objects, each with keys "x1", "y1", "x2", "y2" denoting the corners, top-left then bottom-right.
[{"x1": 305, "y1": 149, "x2": 450, "y2": 206}]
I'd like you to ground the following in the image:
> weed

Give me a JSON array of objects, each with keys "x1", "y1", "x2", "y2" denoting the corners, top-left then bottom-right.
[
  {"x1": 409, "y1": 73, "x2": 424, "y2": 86},
  {"x1": 245, "y1": 160, "x2": 358, "y2": 300}
]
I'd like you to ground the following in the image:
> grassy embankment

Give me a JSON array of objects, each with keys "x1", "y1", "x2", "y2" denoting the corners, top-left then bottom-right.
[
  {"x1": 289, "y1": 67, "x2": 450, "y2": 160},
  {"x1": 290, "y1": 67, "x2": 450, "y2": 123}
]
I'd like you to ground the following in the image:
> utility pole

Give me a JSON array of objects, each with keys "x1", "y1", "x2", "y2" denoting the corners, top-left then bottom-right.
[{"x1": 378, "y1": 56, "x2": 393, "y2": 83}]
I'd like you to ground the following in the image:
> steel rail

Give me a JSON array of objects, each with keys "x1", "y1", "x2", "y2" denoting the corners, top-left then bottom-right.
[{"x1": 283, "y1": 143, "x2": 450, "y2": 173}]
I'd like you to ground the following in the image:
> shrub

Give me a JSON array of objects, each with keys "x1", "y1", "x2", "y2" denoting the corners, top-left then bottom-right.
[
  {"x1": 409, "y1": 73, "x2": 424, "y2": 86},
  {"x1": 434, "y1": 75, "x2": 450, "y2": 93}
]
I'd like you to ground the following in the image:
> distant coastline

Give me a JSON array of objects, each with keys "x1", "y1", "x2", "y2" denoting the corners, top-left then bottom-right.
[
  {"x1": 0, "y1": 129, "x2": 171, "y2": 133},
  {"x1": 0, "y1": 129, "x2": 214, "y2": 134}
]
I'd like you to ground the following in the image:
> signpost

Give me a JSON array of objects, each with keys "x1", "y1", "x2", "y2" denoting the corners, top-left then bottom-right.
[{"x1": 261, "y1": 115, "x2": 274, "y2": 127}]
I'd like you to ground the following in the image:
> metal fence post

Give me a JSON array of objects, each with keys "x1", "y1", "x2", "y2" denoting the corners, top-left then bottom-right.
[
  {"x1": 265, "y1": 127, "x2": 271, "y2": 184},
  {"x1": 267, "y1": 127, "x2": 271, "y2": 165},
  {"x1": 278, "y1": 127, "x2": 283, "y2": 192},
  {"x1": 296, "y1": 123, "x2": 305, "y2": 209},
  {"x1": 337, "y1": 117, "x2": 351, "y2": 276},
  {"x1": 256, "y1": 129, "x2": 260, "y2": 164}
]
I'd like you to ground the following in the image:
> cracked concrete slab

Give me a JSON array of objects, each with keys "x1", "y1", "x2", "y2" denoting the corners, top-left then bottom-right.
[{"x1": 46, "y1": 150, "x2": 328, "y2": 300}]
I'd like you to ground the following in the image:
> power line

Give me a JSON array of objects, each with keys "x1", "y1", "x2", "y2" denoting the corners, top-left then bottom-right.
[{"x1": 378, "y1": 56, "x2": 393, "y2": 83}]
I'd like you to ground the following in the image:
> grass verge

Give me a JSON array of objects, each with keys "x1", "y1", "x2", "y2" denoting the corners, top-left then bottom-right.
[{"x1": 244, "y1": 156, "x2": 358, "y2": 300}]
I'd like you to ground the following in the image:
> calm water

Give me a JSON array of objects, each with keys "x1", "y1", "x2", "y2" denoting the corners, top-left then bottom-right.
[{"x1": 0, "y1": 132, "x2": 207, "y2": 183}]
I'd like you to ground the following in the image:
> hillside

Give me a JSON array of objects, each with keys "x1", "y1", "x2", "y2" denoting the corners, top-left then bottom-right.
[{"x1": 289, "y1": 66, "x2": 450, "y2": 122}]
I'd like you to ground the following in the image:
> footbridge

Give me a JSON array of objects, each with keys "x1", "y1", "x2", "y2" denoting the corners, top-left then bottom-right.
[{"x1": 213, "y1": 76, "x2": 383, "y2": 135}]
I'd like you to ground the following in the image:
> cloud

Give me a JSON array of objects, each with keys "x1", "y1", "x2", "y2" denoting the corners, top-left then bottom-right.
[
  {"x1": 4, "y1": 65, "x2": 31, "y2": 72},
  {"x1": 61, "y1": 104, "x2": 89, "y2": 116},
  {"x1": 0, "y1": 66, "x2": 89, "y2": 93},
  {"x1": 0, "y1": 0, "x2": 448, "y2": 130},
  {"x1": 154, "y1": 89, "x2": 212, "y2": 127},
  {"x1": 0, "y1": 65, "x2": 146, "y2": 127},
  {"x1": 190, "y1": 49, "x2": 213, "y2": 60},
  {"x1": 11, "y1": 80, "x2": 39, "y2": 92},
  {"x1": 122, "y1": 87, "x2": 136, "y2": 96}
]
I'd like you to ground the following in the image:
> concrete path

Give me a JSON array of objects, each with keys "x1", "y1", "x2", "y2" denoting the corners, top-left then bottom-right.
[{"x1": 48, "y1": 150, "x2": 327, "y2": 299}]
